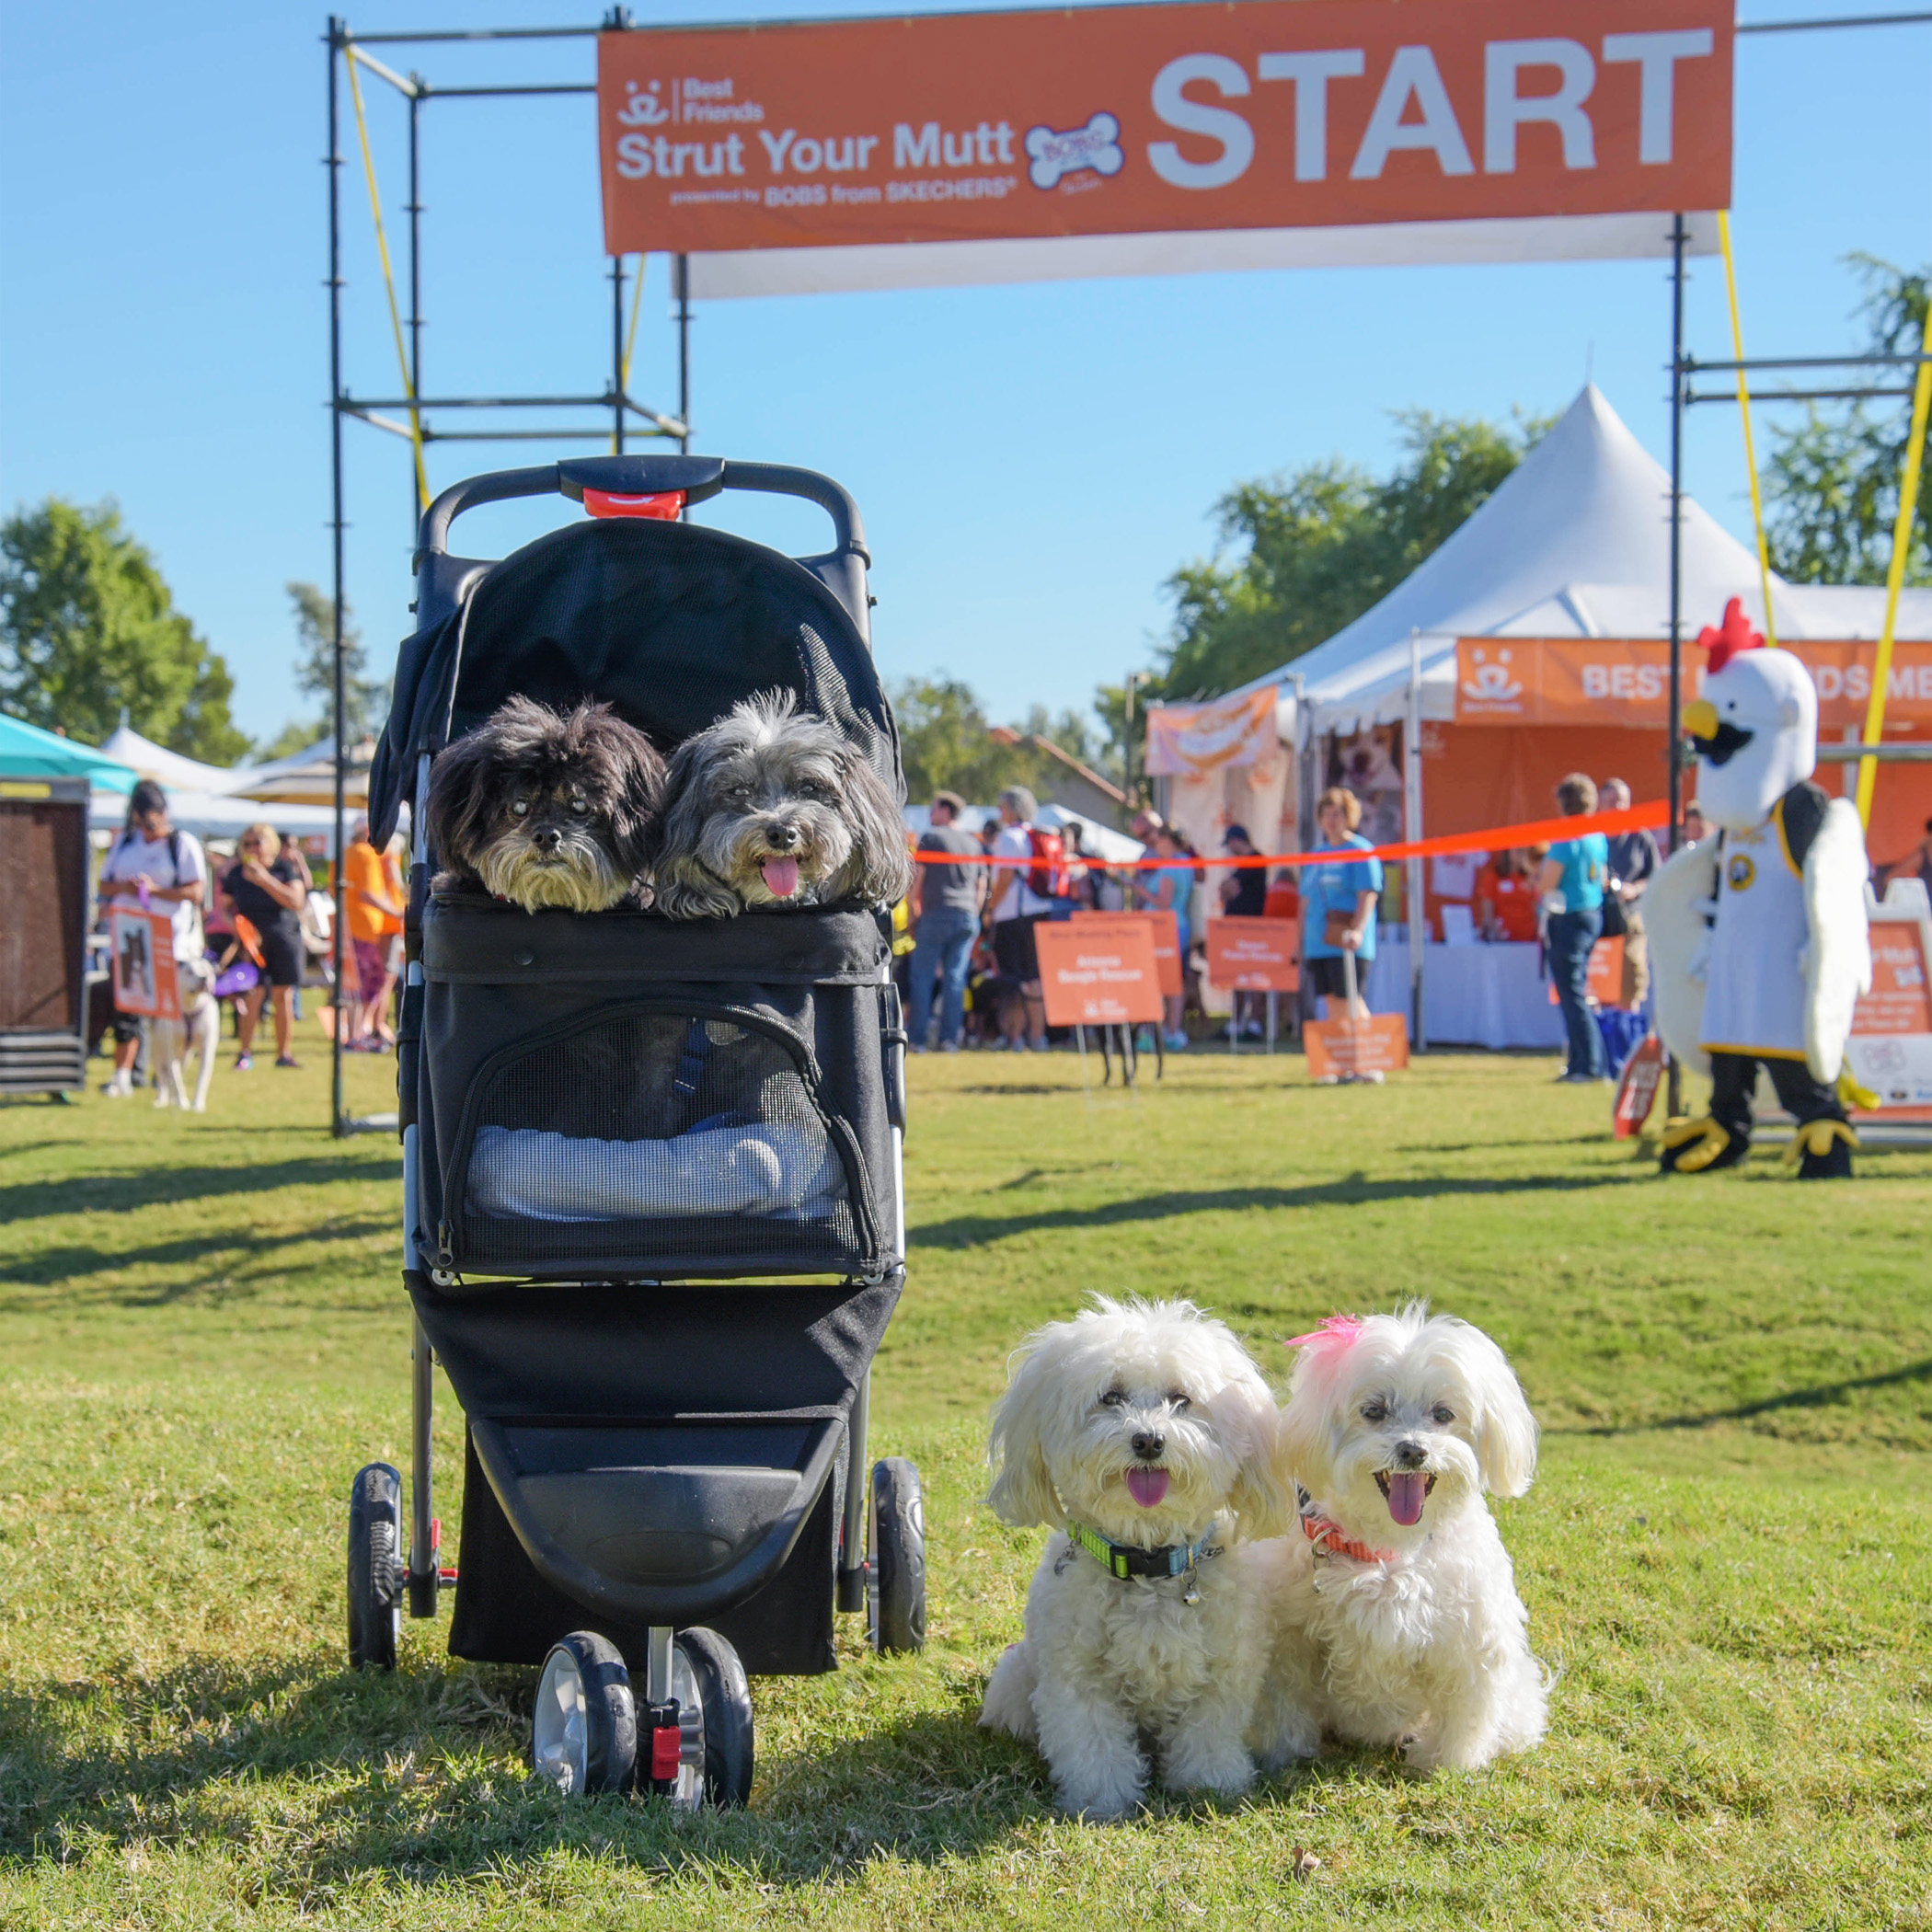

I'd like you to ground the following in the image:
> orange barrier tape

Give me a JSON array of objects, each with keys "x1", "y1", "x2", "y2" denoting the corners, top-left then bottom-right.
[{"x1": 912, "y1": 800, "x2": 1671, "y2": 869}]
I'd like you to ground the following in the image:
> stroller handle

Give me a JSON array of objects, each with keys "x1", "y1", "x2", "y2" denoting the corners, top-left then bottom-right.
[{"x1": 415, "y1": 455, "x2": 869, "y2": 569}]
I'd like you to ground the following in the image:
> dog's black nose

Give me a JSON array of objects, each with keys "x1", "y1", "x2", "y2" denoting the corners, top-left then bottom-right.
[
  {"x1": 1392, "y1": 1439, "x2": 1427, "y2": 1470},
  {"x1": 1131, "y1": 1432, "x2": 1165, "y2": 1462},
  {"x1": 532, "y1": 825, "x2": 562, "y2": 853},
  {"x1": 768, "y1": 822, "x2": 801, "y2": 851}
]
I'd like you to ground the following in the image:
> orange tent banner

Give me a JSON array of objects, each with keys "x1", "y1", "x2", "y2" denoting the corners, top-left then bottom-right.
[
  {"x1": 1035, "y1": 919, "x2": 1166, "y2": 1027},
  {"x1": 1144, "y1": 688, "x2": 1278, "y2": 778},
  {"x1": 599, "y1": 1, "x2": 1731, "y2": 260},
  {"x1": 1455, "y1": 637, "x2": 1932, "y2": 728}
]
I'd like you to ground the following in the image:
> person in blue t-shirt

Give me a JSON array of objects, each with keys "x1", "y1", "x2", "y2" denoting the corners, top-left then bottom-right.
[
  {"x1": 1301, "y1": 786, "x2": 1384, "y2": 1040},
  {"x1": 1538, "y1": 773, "x2": 1610, "y2": 1081}
]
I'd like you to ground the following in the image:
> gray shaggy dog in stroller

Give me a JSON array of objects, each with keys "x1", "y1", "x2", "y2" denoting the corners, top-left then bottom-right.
[
  {"x1": 425, "y1": 696, "x2": 665, "y2": 913},
  {"x1": 650, "y1": 691, "x2": 912, "y2": 918}
]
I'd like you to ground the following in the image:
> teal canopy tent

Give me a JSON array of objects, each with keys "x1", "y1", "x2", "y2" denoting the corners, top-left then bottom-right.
[{"x1": 0, "y1": 714, "x2": 138, "y2": 792}]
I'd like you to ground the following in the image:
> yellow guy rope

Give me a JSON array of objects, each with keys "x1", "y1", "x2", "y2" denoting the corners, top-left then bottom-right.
[
  {"x1": 613, "y1": 255, "x2": 647, "y2": 454},
  {"x1": 1718, "y1": 212, "x2": 1779, "y2": 649},
  {"x1": 345, "y1": 48, "x2": 430, "y2": 511},
  {"x1": 1856, "y1": 288, "x2": 1932, "y2": 824}
]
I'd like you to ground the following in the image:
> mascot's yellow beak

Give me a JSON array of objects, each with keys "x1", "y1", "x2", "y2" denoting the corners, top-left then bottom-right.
[{"x1": 1682, "y1": 698, "x2": 1719, "y2": 742}]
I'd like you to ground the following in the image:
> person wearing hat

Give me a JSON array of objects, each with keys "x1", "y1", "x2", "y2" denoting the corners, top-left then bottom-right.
[{"x1": 1218, "y1": 823, "x2": 1268, "y2": 1040}]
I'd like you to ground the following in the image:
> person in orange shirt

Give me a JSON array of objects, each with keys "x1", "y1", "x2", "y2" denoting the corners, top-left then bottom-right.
[
  {"x1": 341, "y1": 816, "x2": 405, "y2": 1049},
  {"x1": 1474, "y1": 847, "x2": 1544, "y2": 943}
]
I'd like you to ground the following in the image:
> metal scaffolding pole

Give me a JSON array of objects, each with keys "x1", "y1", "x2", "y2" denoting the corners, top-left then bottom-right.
[
  {"x1": 1665, "y1": 212, "x2": 1687, "y2": 1121},
  {"x1": 328, "y1": 18, "x2": 349, "y2": 1137}
]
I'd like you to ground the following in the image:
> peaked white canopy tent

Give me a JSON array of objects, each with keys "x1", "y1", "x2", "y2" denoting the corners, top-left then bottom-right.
[{"x1": 1230, "y1": 384, "x2": 1932, "y2": 741}]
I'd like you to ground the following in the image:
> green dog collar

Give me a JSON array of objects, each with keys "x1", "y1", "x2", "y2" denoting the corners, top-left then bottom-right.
[{"x1": 1064, "y1": 1520, "x2": 1223, "y2": 1584}]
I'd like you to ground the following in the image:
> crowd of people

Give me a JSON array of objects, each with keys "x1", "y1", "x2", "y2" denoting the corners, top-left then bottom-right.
[
  {"x1": 93, "y1": 781, "x2": 408, "y2": 1091},
  {"x1": 897, "y1": 769, "x2": 1673, "y2": 1083}
]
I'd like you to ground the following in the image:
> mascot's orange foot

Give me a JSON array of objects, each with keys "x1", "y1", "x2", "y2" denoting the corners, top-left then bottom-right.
[{"x1": 1658, "y1": 1115, "x2": 1748, "y2": 1175}]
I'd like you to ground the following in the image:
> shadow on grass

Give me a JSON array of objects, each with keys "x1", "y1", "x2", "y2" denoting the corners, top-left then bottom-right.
[
  {"x1": 0, "y1": 1154, "x2": 399, "y2": 1226},
  {"x1": 0, "y1": 1217, "x2": 395, "y2": 1303},
  {"x1": 911, "y1": 1172, "x2": 1632, "y2": 1248},
  {"x1": 1552, "y1": 1356, "x2": 1932, "y2": 1437},
  {"x1": 0, "y1": 1657, "x2": 1394, "y2": 1886}
]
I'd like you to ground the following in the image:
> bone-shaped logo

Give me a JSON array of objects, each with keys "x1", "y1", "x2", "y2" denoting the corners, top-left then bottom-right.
[{"x1": 1024, "y1": 112, "x2": 1124, "y2": 190}]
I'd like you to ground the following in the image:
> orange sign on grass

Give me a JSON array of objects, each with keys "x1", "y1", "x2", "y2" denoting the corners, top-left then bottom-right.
[
  {"x1": 1073, "y1": 909, "x2": 1182, "y2": 996},
  {"x1": 1305, "y1": 1011, "x2": 1409, "y2": 1079},
  {"x1": 1035, "y1": 918, "x2": 1165, "y2": 1027},
  {"x1": 1547, "y1": 936, "x2": 1625, "y2": 1006},
  {"x1": 1205, "y1": 916, "x2": 1301, "y2": 991}
]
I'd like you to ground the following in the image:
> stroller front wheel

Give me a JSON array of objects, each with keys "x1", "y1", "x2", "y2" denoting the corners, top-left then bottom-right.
[
  {"x1": 534, "y1": 1631, "x2": 638, "y2": 1797},
  {"x1": 673, "y1": 1627, "x2": 754, "y2": 1809}
]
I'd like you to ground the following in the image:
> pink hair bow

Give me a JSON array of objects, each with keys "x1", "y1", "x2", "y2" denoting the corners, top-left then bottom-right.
[{"x1": 1284, "y1": 1314, "x2": 1361, "y2": 1353}]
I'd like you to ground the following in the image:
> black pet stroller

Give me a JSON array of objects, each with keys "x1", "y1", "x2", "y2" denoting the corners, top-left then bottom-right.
[{"x1": 352, "y1": 454, "x2": 925, "y2": 1806}]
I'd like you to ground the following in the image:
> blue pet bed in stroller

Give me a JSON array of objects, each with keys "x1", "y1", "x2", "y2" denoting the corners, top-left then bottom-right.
[{"x1": 353, "y1": 455, "x2": 924, "y2": 1806}]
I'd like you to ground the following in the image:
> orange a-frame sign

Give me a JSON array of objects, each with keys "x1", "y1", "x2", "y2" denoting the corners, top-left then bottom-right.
[
  {"x1": 1547, "y1": 936, "x2": 1625, "y2": 1006},
  {"x1": 600, "y1": 0, "x2": 1731, "y2": 293},
  {"x1": 1073, "y1": 909, "x2": 1183, "y2": 995},
  {"x1": 1205, "y1": 916, "x2": 1302, "y2": 992},
  {"x1": 1843, "y1": 896, "x2": 1932, "y2": 1121},
  {"x1": 109, "y1": 907, "x2": 180, "y2": 1021},
  {"x1": 1036, "y1": 918, "x2": 1166, "y2": 1027}
]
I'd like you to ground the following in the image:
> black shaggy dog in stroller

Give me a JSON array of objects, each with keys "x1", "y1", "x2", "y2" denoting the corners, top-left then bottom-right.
[{"x1": 358, "y1": 456, "x2": 924, "y2": 1806}]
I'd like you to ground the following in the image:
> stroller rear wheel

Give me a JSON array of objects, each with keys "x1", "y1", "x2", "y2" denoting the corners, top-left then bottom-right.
[
  {"x1": 534, "y1": 1631, "x2": 638, "y2": 1796},
  {"x1": 346, "y1": 1463, "x2": 403, "y2": 1671},
  {"x1": 868, "y1": 1457, "x2": 927, "y2": 1655},
  {"x1": 673, "y1": 1627, "x2": 755, "y2": 1809}
]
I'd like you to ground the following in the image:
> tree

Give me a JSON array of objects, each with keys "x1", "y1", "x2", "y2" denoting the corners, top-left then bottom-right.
[
  {"x1": 258, "y1": 581, "x2": 385, "y2": 757},
  {"x1": 892, "y1": 676, "x2": 1122, "y2": 808},
  {"x1": 1151, "y1": 411, "x2": 1547, "y2": 701},
  {"x1": 0, "y1": 498, "x2": 249, "y2": 763},
  {"x1": 1765, "y1": 257, "x2": 1930, "y2": 587}
]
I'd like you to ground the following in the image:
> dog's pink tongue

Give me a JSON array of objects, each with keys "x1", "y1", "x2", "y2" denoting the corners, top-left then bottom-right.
[
  {"x1": 1124, "y1": 1466, "x2": 1169, "y2": 1509},
  {"x1": 1386, "y1": 1472, "x2": 1428, "y2": 1526},
  {"x1": 760, "y1": 856, "x2": 800, "y2": 899}
]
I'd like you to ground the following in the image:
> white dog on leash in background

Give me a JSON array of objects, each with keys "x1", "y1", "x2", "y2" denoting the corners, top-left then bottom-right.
[
  {"x1": 152, "y1": 957, "x2": 219, "y2": 1112},
  {"x1": 1250, "y1": 1305, "x2": 1547, "y2": 1775},
  {"x1": 979, "y1": 1297, "x2": 1291, "y2": 1819}
]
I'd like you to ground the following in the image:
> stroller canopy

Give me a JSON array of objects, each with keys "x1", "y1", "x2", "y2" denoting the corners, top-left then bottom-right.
[{"x1": 371, "y1": 514, "x2": 902, "y2": 846}]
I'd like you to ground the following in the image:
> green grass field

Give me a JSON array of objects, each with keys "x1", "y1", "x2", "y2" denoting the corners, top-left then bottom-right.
[{"x1": 2, "y1": 1043, "x2": 1928, "y2": 1929}]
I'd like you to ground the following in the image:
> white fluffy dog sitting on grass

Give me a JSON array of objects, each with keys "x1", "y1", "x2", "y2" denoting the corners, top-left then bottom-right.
[
  {"x1": 979, "y1": 1297, "x2": 1291, "y2": 1820},
  {"x1": 1249, "y1": 1305, "x2": 1547, "y2": 1776}
]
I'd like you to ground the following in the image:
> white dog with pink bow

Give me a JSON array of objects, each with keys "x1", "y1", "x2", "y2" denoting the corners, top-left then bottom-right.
[{"x1": 1249, "y1": 1305, "x2": 1547, "y2": 1775}]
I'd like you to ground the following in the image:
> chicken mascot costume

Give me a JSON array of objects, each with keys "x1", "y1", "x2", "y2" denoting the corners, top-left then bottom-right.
[{"x1": 1650, "y1": 600, "x2": 1872, "y2": 1178}]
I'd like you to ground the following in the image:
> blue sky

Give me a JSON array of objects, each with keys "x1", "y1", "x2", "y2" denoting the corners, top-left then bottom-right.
[{"x1": 2, "y1": 1, "x2": 1926, "y2": 751}]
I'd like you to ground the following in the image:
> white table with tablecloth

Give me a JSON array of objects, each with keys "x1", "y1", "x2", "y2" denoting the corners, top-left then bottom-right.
[{"x1": 1362, "y1": 939, "x2": 1570, "y2": 1051}]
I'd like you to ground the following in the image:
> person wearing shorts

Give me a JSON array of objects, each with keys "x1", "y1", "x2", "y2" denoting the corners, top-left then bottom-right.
[
  {"x1": 342, "y1": 816, "x2": 406, "y2": 1048},
  {"x1": 986, "y1": 786, "x2": 1053, "y2": 1051},
  {"x1": 1301, "y1": 787, "x2": 1384, "y2": 1083},
  {"x1": 222, "y1": 822, "x2": 307, "y2": 1068}
]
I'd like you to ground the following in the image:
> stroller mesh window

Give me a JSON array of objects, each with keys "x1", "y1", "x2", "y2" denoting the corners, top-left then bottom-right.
[{"x1": 451, "y1": 1009, "x2": 866, "y2": 1274}]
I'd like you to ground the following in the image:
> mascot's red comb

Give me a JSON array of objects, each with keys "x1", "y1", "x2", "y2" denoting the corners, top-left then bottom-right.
[
  {"x1": 1696, "y1": 596, "x2": 1763, "y2": 674},
  {"x1": 1285, "y1": 1314, "x2": 1362, "y2": 1352}
]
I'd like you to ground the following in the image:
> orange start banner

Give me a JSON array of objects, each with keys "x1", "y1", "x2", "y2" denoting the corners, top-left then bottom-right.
[
  {"x1": 1456, "y1": 637, "x2": 1932, "y2": 729},
  {"x1": 599, "y1": 1, "x2": 1730, "y2": 265},
  {"x1": 1205, "y1": 916, "x2": 1302, "y2": 992},
  {"x1": 1035, "y1": 918, "x2": 1166, "y2": 1027}
]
